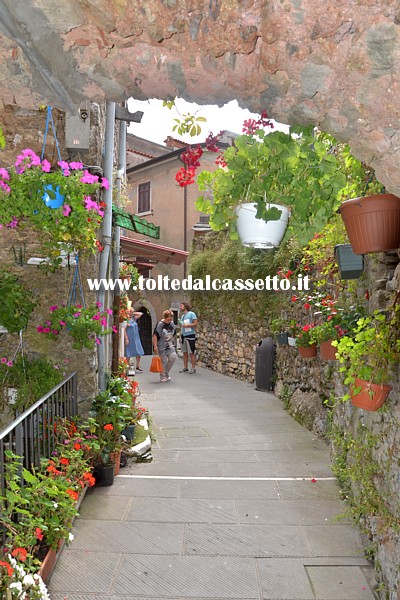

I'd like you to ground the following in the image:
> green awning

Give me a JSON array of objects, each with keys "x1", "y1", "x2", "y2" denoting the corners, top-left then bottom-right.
[{"x1": 112, "y1": 206, "x2": 160, "y2": 239}]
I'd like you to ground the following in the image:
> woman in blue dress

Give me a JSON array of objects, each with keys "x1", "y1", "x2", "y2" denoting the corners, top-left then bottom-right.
[{"x1": 122, "y1": 309, "x2": 145, "y2": 372}]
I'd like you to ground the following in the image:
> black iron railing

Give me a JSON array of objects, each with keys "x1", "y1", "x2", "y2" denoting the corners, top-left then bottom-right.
[{"x1": 0, "y1": 372, "x2": 78, "y2": 503}]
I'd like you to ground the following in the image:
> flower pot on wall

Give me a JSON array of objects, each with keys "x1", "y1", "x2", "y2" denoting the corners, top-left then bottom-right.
[
  {"x1": 275, "y1": 332, "x2": 289, "y2": 346},
  {"x1": 235, "y1": 203, "x2": 289, "y2": 248},
  {"x1": 339, "y1": 194, "x2": 400, "y2": 254},
  {"x1": 320, "y1": 340, "x2": 338, "y2": 360},
  {"x1": 298, "y1": 344, "x2": 317, "y2": 358},
  {"x1": 350, "y1": 378, "x2": 392, "y2": 411},
  {"x1": 288, "y1": 336, "x2": 296, "y2": 347},
  {"x1": 334, "y1": 244, "x2": 364, "y2": 280}
]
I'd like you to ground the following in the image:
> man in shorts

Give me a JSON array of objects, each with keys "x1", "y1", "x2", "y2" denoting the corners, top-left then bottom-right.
[{"x1": 179, "y1": 301, "x2": 198, "y2": 374}]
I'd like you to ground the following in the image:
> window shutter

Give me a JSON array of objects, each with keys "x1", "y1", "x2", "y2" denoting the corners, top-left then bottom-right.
[{"x1": 138, "y1": 182, "x2": 150, "y2": 213}]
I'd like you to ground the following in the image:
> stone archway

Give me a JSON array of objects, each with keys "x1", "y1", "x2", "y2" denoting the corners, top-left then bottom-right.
[
  {"x1": 0, "y1": 2, "x2": 400, "y2": 192},
  {"x1": 133, "y1": 298, "x2": 156, "y2": 355}
]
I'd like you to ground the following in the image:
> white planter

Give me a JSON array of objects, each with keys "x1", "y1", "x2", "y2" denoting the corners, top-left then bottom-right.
[
  {"x1": 236, "y1": 202, "x2": 289, "y2": 248},
  {"x1": 288, "y1": 337, "x2": 296, "y2": 347},
  {"x1": 0, "y1": 325, "x2": 8, "y2": 334}
]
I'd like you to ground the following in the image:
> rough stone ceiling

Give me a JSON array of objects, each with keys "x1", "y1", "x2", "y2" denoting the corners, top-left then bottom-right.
[{"x1": 1, "y1": 0, "x2": 400, "y2": 192}]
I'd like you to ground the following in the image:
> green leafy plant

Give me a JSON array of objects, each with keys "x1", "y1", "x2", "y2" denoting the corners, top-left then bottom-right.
[
  {"x1": 0, "y1": 451, "x2": 79, "y2": 558},
  {"x1": 333, "y1": 306, "x2": 400, "y2": 387},
  {"x1": 269, "y1": 317, "x2": 287, "y2": 334},
  {"x1": 36, "y1": 302, "x2": 113, "y2": 350},
  {"x1": 196, "y1": 125, "x2": 380, "y2": 246},
  {"x1": 119, "y1": 262, "x2": 140, "y2": 286},
  {"x1": 0, "y1": 269, "x2": 37, "y2": 333},
  {"x1": 295, "y1": 323, "x2": 316, "y2": 347},
  {"x1": 0, "y1": 149, "x2": 108, "y2": 265},
  {"x1": 0, "y1": 355, "x2": 64, "y2": 413}
]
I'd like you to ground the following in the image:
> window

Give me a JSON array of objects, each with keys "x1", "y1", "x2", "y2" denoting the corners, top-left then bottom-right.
[{"x1": 137, "y1": 182, "x2": 150, "y2": 213}]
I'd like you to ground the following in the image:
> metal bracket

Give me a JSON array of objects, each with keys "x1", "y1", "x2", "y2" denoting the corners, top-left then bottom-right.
[{"x1": 115, "y1": 106, "x2": 144, "y2": 124}]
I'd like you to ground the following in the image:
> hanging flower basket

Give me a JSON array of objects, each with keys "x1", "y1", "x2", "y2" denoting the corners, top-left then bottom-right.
[
  {"x1": 235, "y1": 203, "x2": 289, "y2": 248},
  {"x1": 339, "y1": 194, "x2": 400, "y2": 254},
  {"x1": 0, "y1": 150, "x2": 109, "y2": 265},
  {"x1": 350, "y1": 378, "x2": 392, "y2": 411}
]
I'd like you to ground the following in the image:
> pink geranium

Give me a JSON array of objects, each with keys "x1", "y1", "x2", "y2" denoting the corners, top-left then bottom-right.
[
  {"x1": 80, "y1": 170, "x2": 99, "y2": 185},
  {"x1": 62, "y1": 204, "x2": 71, "y2": 217}
]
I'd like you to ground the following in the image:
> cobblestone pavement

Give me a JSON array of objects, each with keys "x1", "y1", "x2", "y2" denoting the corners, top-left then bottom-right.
[{"x1": 48, "y1": 357, "x2": 376, "y2": 600}]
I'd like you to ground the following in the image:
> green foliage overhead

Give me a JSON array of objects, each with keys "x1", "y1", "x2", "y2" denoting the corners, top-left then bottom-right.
[{"x1": 197, "y1": 126, "x2": 381, "y2": 246}]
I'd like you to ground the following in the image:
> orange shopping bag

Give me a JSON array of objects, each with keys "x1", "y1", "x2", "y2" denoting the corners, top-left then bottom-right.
[{"x1": 150, "y1": 355, "x2": 163, "y2": 373}]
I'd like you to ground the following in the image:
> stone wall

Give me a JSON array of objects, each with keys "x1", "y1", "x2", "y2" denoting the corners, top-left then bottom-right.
[
  {"x1": 191, "y1": 234, "x2": 400, "y2": 599},
  {"x1": 0, "y1": 103, "x2": 106, "y2": 421}
]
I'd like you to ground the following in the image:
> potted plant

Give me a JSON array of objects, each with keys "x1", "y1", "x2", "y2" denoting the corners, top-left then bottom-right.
[
  {"x1": 196, "y1": 124, "x2": 361, "y2": 248},
  {"x1": 36, "y1": 302, "x2": 113, "y2": 350},
  {"x1": 296, "y1": 324, "x2": 317, "y2": 358},
  {"x1": 270, "y1": 317, "x2": 289, "y2": 346},
  {"x1": 119, "y1": 262, "x2": 140, "y2": 286},
  {"x1": 339, "y1": 193, "x2": 400, "y2": 255},
  {"x1": 311, "y1": 320, "x2": 347, "y2": 360},
  {"x1": 333, "y1": 307, "x2": 400, "y2": 410},
  {"x1": 0, "y1": 150, "x2": 109, "y2": 266}
]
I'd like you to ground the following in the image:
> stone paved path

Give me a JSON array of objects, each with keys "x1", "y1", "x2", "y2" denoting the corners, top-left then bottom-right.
[{"x1": 48, "y1": 357, "x2": 377, "y2": 600}]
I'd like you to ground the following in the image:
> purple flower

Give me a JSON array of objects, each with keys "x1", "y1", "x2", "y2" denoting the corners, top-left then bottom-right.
[
  {"x1": 41, "y1": 159, "x2": 51, "y2": 173},
  {"x1": 80, "y1": 170, "x2": 99, "y2": 185},
  {"x1": 49, "y1": 305, "x2": 59, "y2": 311},
  {"x1": 101, "y1": 177, "x2": 109, "y2": 190},
  {"x1": 7, "y1": 217, "x2": 18, "y2": 228},
  {"x1": 52, "y1": 451, "x2": 58, "y2": 456},
  {"x1": 62, "y1": 204, "x2": 71, "y2": 217}
]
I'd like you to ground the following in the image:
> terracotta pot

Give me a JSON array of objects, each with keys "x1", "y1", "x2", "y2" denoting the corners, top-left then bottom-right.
[
  {"x1": 298, "y1": 344, "x2": 317, "y2": 358},
  {"x1": 110, "y1": 450, "x2": 122, "y2": 476},
  {"x1": 350, "y1": 378, "x2": 392, "y2": 411},
  {"x1": 339, "y1": 194, "x2": 400, "y2": 254},
  {"x1": 320, "y1": 340, "x2": 338, "y2": 360},
  {"x1": 39, "y1": 539, "x2": 64, "y2": 583}
]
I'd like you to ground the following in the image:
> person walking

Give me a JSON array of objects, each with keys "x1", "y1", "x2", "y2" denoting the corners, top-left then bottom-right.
[
  {"x1": 153, "y1": 309, "x2": 177, "y2": 382},
  {"x1": 179, "y1": 301, "x2": 198, "y2": 374},
  {"x1": 122, "y1": 308, "x2": 145, "y2": 374}
]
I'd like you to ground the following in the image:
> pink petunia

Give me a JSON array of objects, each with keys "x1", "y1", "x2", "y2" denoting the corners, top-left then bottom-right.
[
  {"x1": 7, "y1": 217, "x2": 18, "y2": 228},
  {"x1": 62, "y1": 204, "x2": 71, "y2": 217},
  {"x1": 96, "y1": 302, "x2": 102, "y2": 308},
  {"x1": 95, "y1": 337, "x2": 101, "y2": 345},
  {"x1": 80, "y1": 170, "x2": 99, "y2": 185},
  {"x1": 107, "y1": 309, "x2": 113, "y2": 315},
  {"x1": 73, "y1": 312, "x2": 81, "y2": 317},
  {"x1": 0, "y1": 181, "x2": 11, "y2": 194},
  {"x1": 101, "y1": 177, "x2": 109, "y2": 190},
  {"x1": 1, "y1": 357, "x2": 7, "y2": 363},
  {"x1": 101, "y1": 317, "x2": 107, "y2": 327},
  {"x1": 112, "y1": 325, "x2": 118, "y2": 333},
  {"x1": 43, "y1": 327, "x2": 51, "y2": 333},
  {"x1": 41, "y1": 159, "x2": 51, "y2": 173},
  {"x1": 84, "y1": 195, "x2": 100, "y2": 211},
  {"x1": 69, "y1": 161, "x2": 83, "y2": 170},
  {"x1": 92, "y1": 314, "x2": 101, "y2": 321},
  {"x1": 37, "y1": 326, "x2": 44, "y2": 333},
  {"x1": 49, "y1": 305, "x2": 58, "y2": 311},
  {"x1": 59, "y1": 320, "x2": 67, "y2": 326},
  {"x1": 51, "y1": 329, "x2": 59, "y2": 335},
  {"x1": 0, "y1": 168, "x2": 10, "y2": 181},
  {"x1": 6, "y1": 361, "x2": 13, "y2": 367}
]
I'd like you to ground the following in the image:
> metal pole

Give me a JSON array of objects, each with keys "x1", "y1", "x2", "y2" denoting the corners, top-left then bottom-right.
[
  {"x1": 183, "y1": 179, "x2": 188, "y2": 279},
  {"x1": 97, "y1": 100, "x2": 115, "y2": 391},
  {"x1": 112, "y1": 107, "x2": 127, "y2": 375}
]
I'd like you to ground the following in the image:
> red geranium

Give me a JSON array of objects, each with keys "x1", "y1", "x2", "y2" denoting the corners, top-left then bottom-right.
[{"x1": 11, "y1": 547, "x2": 27, "y2": 562}]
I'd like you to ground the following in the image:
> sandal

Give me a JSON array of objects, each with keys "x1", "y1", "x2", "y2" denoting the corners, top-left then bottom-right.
[{"x1": 136, "y1": 367, "x2": 143, "y2": 372}]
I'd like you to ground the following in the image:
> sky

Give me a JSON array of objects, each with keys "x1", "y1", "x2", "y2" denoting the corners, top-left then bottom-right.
[{"x1": 127, "y1": 98, "x2": 287, "y2": 146}]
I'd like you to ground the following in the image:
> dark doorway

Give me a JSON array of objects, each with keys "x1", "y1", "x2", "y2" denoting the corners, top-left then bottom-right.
[{"x1": 137, "y1": 306, "x2": 153, "y2": 355}]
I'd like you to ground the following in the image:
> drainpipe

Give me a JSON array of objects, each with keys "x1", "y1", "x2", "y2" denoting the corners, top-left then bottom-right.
[
  {"x1": 178, "y1": 153, "x2": 188, "y2": 280},
  {"x1": 111, "y1": 107, "x2": 127, "y2": 375},
  {"x1": 97, "y1": 100, "x2": 115, "y2": 391}
]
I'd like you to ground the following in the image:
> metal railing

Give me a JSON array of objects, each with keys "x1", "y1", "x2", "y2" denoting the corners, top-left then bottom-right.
[{"x1": 0, "y1": 372, "x2": 78, "y2": 503}]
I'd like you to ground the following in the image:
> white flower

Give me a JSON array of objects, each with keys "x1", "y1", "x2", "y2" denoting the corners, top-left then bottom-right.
[
  {"x1": 23, "y1": 573, "x2": 36, "y2": 586},
  {"x1": 10, "y1": 581, "x2": 23, "y2": 592},
  {"x1": 68, "y1": 532, "x2": 74, "y2": 542},
  {"x1": 53, "y1": 502, "x2": 58, "y2": 508}
]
